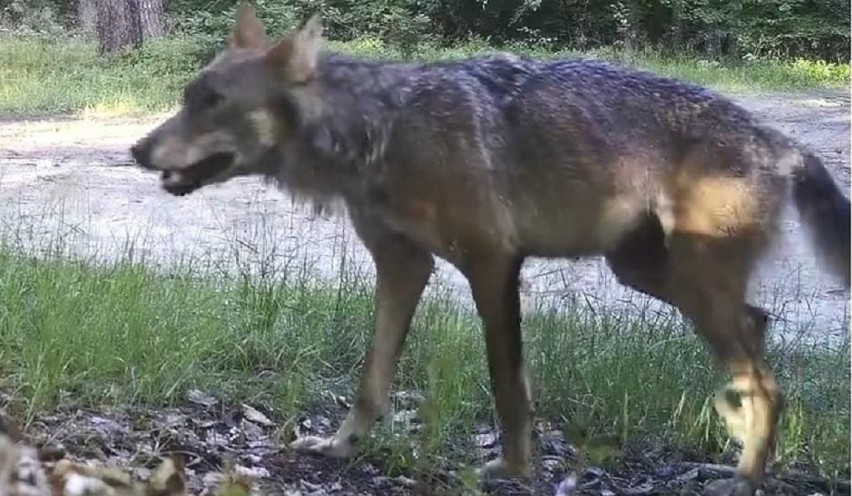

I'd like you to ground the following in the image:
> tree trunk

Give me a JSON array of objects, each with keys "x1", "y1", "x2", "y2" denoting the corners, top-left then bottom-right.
[
  {"x1": 93, "y1": 0, "x2": 165, "y2": 56},
  {"x1": 77, "y1": 0, "x2": 98, "y2": 36},
  {"x1": 722, "y1": 33, "x2": 739, "y2": 60},
  {"x1": 671, "y1": 0, "x2": 683, "y2": 50},
  {"x1": 704, "y1": 30, "x2": 722, "y2": 58},
  {"x1": 95, "y1": 0, "x2": 142, "y2": 55},
  {"x1": 136, "y1": 0, "x2": 165, "y2": 39}
]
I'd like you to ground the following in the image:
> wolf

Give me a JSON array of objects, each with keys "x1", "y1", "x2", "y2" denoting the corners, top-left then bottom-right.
[{"x1": 130, "y1": 4, "x2": 850, "y2": 495}]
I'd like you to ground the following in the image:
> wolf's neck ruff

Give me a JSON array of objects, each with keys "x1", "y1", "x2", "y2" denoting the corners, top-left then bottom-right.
[
  {"x1": 298, "y1": 53, "x2": 416, "y2": 165},
  {"x1": 261, "y1": 53, "x2": 416, "y2": 207},
  {"x1": 263, "y1": 51, "x2": 541, "y2": 211}
]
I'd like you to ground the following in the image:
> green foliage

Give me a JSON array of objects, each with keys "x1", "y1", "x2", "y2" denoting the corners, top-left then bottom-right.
[
  {"x1": 162, "y1": 0, "x2": 848, "y2": 62},
  {"x1": 10, "y1": 0, "x2": 844, "y2": 62},
  {"x1": 1, "y1": 33, "x2": 848, "y2": 118},
  {"x1": 165, "y1": 0, "x2": 435, "y2": 58},
  {"x1": 0, "y1": 0, "x2": 67, "y2": 34},
  {"x1": 671, "y1": 0, "x2": 851, "y2": 61},
  {"x1": 0, "y1": 34, "x2": 201, "y2": 116}
]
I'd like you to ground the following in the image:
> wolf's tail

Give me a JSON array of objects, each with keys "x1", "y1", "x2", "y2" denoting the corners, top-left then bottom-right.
[{"x1": 791, "y1": 151, "x2": 850, "y2": 287}]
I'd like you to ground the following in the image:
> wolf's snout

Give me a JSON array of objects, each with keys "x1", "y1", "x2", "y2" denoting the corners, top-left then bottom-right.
[{"x1": 130, "y1": 139, "x2": 154, "y2": 170}]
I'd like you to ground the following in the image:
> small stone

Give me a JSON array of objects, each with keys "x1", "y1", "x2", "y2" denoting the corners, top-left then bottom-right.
[
  {"x1": 392, "y1": 410, "x2": 419, "y2": 427},
  {"x1": 242, "y1": 404, "x2": 273, "y2": 426},
  {"x1": 333, "y1": 395, "x2": 351, "y2": 409},
  {"x1": 202, "y1": 471, "x2": 224, "y2": 487},
  {"x1": 292, "y1": 421, "x2": 308, "y2": 439},
  {"x1": 299, "y1": 480, "x2": 327, "y2": 495},
  {"x1": 555, "y1": 474, "x2": 577, "y2": 496},
  {"x1": 675, "y1": 467, "x2": 699, "y2": 481},
  {"x1": 371, "y1": 476, "x2": 389, "y2": 487},
  {"x1": 392, "y1": 475, "x2": 417, "y2": 487},
  {"x1": 393, "y1": 391, "x2": 425, "y2": 407},
  {"x1": 188, "y1": 389, "x2": 218, "y2": 407},
  {"x1": 235, "y1": 464, "x2": 270, "y2": 479},
  {"x1": 540, "y1": 455, "x2": 564, "y2": 473},
  {"x1": 240, "y1": 419, "x2": 266, "y2": 440},
  {"x1": 316, "y1": 416, "x2": 331, "y2": 429},
  {"x1": 475, "y1": 432, "x2": 497, "y2": 448}
]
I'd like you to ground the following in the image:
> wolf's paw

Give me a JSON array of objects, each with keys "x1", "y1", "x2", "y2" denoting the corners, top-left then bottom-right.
[
  {"x1": 289, "y1": 435, "x2": 356, "y2": 459},
  {"x1": 704, "y1": 477, "x2": 758, "y2": 496},
  {"x1": 474, "y1": 458, "x2": 532, "y2": 481},
  {"x1": 713, "y1": 386, "x2": 749, "y2": 443}
]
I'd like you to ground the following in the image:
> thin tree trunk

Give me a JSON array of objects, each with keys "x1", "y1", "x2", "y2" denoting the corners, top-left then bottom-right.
[
  {"x1": 704, "y1": 29, "x2": 722, "y2": 58},
  {"x1": 671, "y1": 0, "x2": 683, "y2": 49}
]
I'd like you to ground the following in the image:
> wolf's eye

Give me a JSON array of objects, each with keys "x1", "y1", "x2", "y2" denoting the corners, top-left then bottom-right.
[
  {"x1": 184, "y1": 81, "x2": 223, "y2": 111},
  {"x1": 200, "y1": 89, "x2": 223, "y2": 109}
]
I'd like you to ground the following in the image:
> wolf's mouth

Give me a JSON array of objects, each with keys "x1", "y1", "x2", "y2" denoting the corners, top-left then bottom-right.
[{"x1": 161, "y1": 152, "x2": 235, "y2": 196}]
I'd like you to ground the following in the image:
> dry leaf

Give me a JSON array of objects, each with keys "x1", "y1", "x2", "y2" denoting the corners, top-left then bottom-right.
[{"x1": 0, "y1": 412, "x2": 257, "y2": 496}]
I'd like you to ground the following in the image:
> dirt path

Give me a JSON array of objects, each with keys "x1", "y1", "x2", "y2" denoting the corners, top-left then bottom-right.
[{"x1": 0, "y1": 89, "x2": 849, "y2": 347}]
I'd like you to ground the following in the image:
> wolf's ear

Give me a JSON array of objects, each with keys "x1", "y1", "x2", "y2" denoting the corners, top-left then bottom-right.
[
  {"x1": 266, "y1": 15, "x2": 324, "y2": 82},
  {"x1": 230, "y1": 2, "x2": 268, "y2": 49}
]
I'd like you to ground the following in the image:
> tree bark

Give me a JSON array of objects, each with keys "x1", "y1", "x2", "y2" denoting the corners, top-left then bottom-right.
[
  {"x1": 136, "y1": 0, "x2": 165, "y2": 39},
  {"x1": 77, "y1": 0, "x2": 98, "y2": 36},
  {"x1": 95, "y1": 0, "x2": 142, "y2": 55},
  {"x1": 671, "y1": 0, "x2": 683, "y2": 49}
]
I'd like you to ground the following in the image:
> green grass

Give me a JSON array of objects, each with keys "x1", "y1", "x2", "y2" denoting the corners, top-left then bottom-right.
[
  {"x1": 0, "y1": 32, "x2": 849, "y2": 117},
  {"x1": 0, "y1": 34, "x2": 205, "y2": 116},
  {"x1": 0, "y1": 233, "x2": 847, "y2": 482}
]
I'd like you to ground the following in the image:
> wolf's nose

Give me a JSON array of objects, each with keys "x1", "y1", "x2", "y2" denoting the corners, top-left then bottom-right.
[{"x1": 130, "y1": 141, "x2": 152, "y2": 169}]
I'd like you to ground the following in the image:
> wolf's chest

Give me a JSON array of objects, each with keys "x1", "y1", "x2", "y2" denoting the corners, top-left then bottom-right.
[{"x1": 362, "y1": 176, "x2": 517, "y2": 262}]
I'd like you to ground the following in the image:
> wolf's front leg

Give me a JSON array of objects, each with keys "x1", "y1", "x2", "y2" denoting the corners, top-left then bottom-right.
[
  {"x1": 465, "y1": 254, "x2": 534, "y2": 480},
  {"x1": 290, "y1": 232, "x2": 434, "y2": 458}
]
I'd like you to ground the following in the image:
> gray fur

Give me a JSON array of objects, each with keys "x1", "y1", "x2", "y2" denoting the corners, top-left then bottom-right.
[{"x1": 130, "y1": 9, "x2": 850, "y2": 494}]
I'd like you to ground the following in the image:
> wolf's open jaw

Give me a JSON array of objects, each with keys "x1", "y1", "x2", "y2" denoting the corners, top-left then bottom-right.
[{"x1": 161, "y1": 152, "x2": 235, "y2": 196}]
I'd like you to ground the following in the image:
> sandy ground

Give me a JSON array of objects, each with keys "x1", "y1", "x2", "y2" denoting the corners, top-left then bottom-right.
[{"x1": 0, "y1": 89, "x2": 849, "y2": 346}]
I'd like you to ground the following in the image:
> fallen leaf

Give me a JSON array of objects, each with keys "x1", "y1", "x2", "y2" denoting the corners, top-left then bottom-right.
[
  {"x1": 188, "y1": 390, "x2": 218, "y2": 408},
  {"x1": 241, "y1": 406, "x2": 272, "y2": 427}
]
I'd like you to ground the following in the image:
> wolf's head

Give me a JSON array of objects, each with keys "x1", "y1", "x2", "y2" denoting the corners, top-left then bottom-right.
[{"x1": 130, "y1": 3, "x2": 324, "y2": 196}]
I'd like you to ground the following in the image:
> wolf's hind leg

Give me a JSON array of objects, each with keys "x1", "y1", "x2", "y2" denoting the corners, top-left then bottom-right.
[
  {"x1": 666, "y1": 232, "x2": 781, "y2": 496},
  {"x1": 605, "y1": 214, "x2": 769, "y2": 331},
  {"x1": 607, "y1": 212, "x2": 779, "y2": 496},
  {"x1": 290, "y1": 224, "x2": 434, "y2": 458}
]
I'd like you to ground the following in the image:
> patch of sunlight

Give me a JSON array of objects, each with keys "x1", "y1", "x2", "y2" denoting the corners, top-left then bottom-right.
[
  {"x1": 800, "y1": 98, "x2": 846, "y2": 108},
  {"x1": 82, "y1": 96, "x2": 146, "y2": 118}
]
